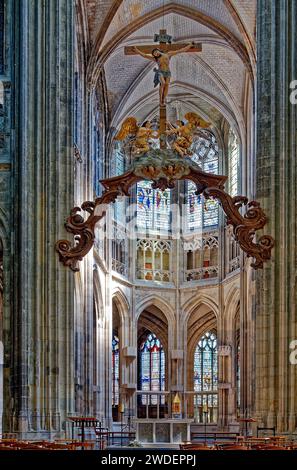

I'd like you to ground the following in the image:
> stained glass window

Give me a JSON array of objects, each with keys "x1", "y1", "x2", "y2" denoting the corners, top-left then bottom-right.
[
  {"x1": 187, "y1": 184, "x2": 202, "y2": 230},
  {"x1": 93, "y1": 99, "x2": 102, "y2": 196},
  {"x1": 236, "y1": 340, "x2": 240, "y2": 410},
  {"x1": 187, "y1": 133, "x2": 219, "y2": 230},
  {"x1": 137, "y1": 181, "x2": 171, "y2": 232},
  {"x1": 112, "y1": 143, "x2": 126, "y2": 223},
  {"x1": 140, "y1": 333, "x2": 165, "y2": 405},
  {"x1": 228, "y1": 129, "x2": 240, "y2": 197},
  {"x1": 112, "y1": 334, "x2": 120, "y2": 406},
  {"x1": 194, "y1": 331, "x2": 218, "y2": 410}
]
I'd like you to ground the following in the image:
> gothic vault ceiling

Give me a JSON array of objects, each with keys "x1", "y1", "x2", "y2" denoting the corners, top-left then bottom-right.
[{"x1": 81, "y1": 0, "x2": 256, "y2": 139}]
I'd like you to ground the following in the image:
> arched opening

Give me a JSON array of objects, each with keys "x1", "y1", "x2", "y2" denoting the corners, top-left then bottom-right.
[
  {"x1": 186, "y1": 130, "x2": 220, "y2": 232},
  {"x1": 71, "y1": 0, "x2": 258, "y2": 442},
  {"x1": 234, "y1": 308, "x2": 240, "y2": 415},
  {"x1": 193, "y1": 331, "x2": 218, "y2": 423},
  {"x1": 137, "y1": 180, "x2": 171, "y2": 234},
  {"x1": 137, "y1": 305, "x2": 168, "y2": 419},
  {"x1": 112, "y1": 299, "x2": 121, "y2": 422},
  {"x1": 139, "y1": 333, "x2": 165, "y2": 402},
  {"x1": 186, "y1": 304, "x2": 217, "y2": 422}
]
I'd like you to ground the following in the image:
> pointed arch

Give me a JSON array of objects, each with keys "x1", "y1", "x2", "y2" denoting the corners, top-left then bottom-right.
[
  {"x1": 111, "y1": 287, "x2": 130, "y2": 324},
  {"x1": 87, "y1": 3, "x2": 253, "y2": 87},
  {"x1": 110, "y1": 62, "x2": 245, "y2": 140},
  {"x1": 185, "y1": 299, "x2": 218, "y2": 422},
  {"x1": 182, "y1": 293, "x2": 219, "y2": 328},
  {"x1": 89, "y1": 0, "x2": 123, "y2": 61},
  {"x1": 135, "y1": 293, "x2": 175, "y2": 327},
  {"x1": 137, "y1": 308, "x2": 168, "y2": 354},
  {"x1": 224, "y1": 284, "x2": 240, "y2": 327},
  {"x1": 186, "y1": 303, "x2": 217, "y2": 359}
]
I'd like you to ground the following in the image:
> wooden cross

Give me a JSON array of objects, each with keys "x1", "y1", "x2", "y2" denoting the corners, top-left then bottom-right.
[
  {"x1": 125, "y1": 30, "x2": 202, "y2": 148},
  {"x1": 124, "y1": 29, "x2": 202, "y2": 55}
]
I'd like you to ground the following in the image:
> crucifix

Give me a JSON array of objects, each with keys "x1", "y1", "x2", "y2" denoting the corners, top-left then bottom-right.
[
  {"x1": 57, "y1": 37, "x2": 274, "y2": 272},
  {"x1": 125, "y1": 29, "x2": 202, "y2": 148}
]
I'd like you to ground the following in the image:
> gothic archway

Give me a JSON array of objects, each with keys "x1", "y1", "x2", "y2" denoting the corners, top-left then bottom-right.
[
  {"x1": 193, "y1": 331, "x2": 218, "y2": 424},
  {"x1": 137, "y1": 305, "x2": 168, "y2": 419},
  {"x1": 186, "y1": 304, "x2": 217, "y2": 422},
  {"x1": 112, "y1": 300, "x2": 121, "y2": 422}
]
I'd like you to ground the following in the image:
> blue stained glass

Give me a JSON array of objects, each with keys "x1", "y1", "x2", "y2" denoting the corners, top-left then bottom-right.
[
  {"x1": 140, "y1": 333, "x2": 165, "y2": 405},
  {"x1": 203, "y1": 198, "x2": 219, "y2": 227},
  {"x1": 194, "y1": 331, "x2": 218, "y2": 393},
  {"x1": 138, "y1": 187, "x2": 145, "y2": 205},
  {"x1": 228, "y1": 129, "x2": 240, "y2": 197},
  {"x1": 112, "y1": 334, "x2": 120, "y2": 406},
  {"x1": 112, "y1": 144, "x2": 126, "y2": 223},
  {"x1": 137, "y1": 181, "x2": 171, "y2": 232},
  {"x1": 187, "y1": 133, "x2": 219, "y2": 230},
  {"x1": 187, "y1": 181, "x2": 202, "y2": 230}
]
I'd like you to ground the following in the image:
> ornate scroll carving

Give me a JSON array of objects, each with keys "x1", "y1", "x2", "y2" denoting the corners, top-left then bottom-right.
[
  {"x1": 204, "y1": 188, "x2": 274, "y2": 269},
  {"x1": 56, "y1": 157, "x2": 274, "y2": 271},
  {"x1": 55, "y1": 170, "x2": 142, "y2": 271}
]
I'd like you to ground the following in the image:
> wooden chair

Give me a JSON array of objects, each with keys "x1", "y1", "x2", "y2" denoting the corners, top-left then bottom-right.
[
  {"x1": 19, "y1": 445, "x2": 48, "y2": 451},
  {"x1": 46, "y1": 443, "x2": 72, "y2": 450},
  {"x1": 250, "y1": 444, "x2": 267, "y2": 450},
  {"x1": 260, "y1": 445, "x2": 289, "y2": 450},
  {"x1": 55, "y1": 440, "x2": 95, "y2": 450},
  {"x1": 180, "y1": 444, "x2": 213, "y2": 450},
  {"x1": 289, "y1": 444, "x2": 297, "y2": 450},
  {"x1": 215, "y1": 442, "x2": 237, "y2": 449},
  {"x1": 190, "y1": 447, "x2": 213, "y2": 451},
  {"x1": 218, "y1": 444, "x2": 249, "y2": 450},
  {"x1": 11, "y1": 441, "x2": 46, "y2": 450}
]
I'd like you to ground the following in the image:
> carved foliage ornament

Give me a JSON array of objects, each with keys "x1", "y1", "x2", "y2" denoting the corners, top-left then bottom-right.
[{"x1": 55, "y1": 152, "x2": 274, "y2": 272}]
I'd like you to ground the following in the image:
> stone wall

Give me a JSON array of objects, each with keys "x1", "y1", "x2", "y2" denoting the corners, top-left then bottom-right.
[
  {"x1": 255, "y1": 0, "x2": 297, "y2": 432},
  {"x1": 0, "y1": 0, "x2": 75, "y2": 438},
  {"x1": 0, "y1": 0, "x2": 13, "y2": 438}
]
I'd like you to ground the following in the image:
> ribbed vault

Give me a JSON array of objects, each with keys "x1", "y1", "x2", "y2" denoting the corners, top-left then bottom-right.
[{"x1": 82, "y1": 0, "x2": 256, "y2": 145}]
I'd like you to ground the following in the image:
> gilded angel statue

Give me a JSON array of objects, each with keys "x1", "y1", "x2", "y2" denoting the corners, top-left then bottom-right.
[
  {"x1": 167, "y1": 113, "x2": 211, "y2": 157},
  {"x1": 185, "y1": 112, "x2": 211, "y2": 130},
  {"x1": 115, "y1": 117, "x2": 158, "y2": 156},
  {"x1": 166, "y1": 120, "x2": 193, "y2": 157}
]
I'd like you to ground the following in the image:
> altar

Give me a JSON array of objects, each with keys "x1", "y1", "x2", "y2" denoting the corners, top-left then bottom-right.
[{"x1": 135, "y1": 419, "x2": 193, "y2": 447}]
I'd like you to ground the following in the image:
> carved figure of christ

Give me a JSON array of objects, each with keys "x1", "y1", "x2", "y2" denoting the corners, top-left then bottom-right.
[
  {"x1": 125, "y1": 31, "x2": 202, "y2": 148},
  {"x1": 132, "y1": 43, "x2": 194, "y2": 106}
]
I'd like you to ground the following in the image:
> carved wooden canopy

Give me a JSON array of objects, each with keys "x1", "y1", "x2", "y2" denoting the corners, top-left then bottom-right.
[{"x1": 55, "y1": 156, "x2": 274, "y2": 272}]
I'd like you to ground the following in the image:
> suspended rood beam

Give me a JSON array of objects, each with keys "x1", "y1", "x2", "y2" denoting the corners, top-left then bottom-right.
[
  {"x1": 124, "y1": 43, "x2": 202, "y2": 55},
  {"x1": 55, "y1": 167, "x2": 274, "y2": 272}
]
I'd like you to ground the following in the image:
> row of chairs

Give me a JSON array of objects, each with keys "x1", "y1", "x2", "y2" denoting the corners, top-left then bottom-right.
[
  {"x1": 180, "y1": 439, "x2": 297, "y2": 451},
  {"x1": 0, "y1": 438, "x2": 95, "y2": 451}
]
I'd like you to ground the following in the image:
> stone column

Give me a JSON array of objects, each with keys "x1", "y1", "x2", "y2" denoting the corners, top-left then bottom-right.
[
  {"x1": 0, "y1": 340, "x2": 2, "y2": 437},
  {"x1": 10, "y1": 0, "x2": 74, "y2": 437},
  {"x1": 255, "y1": 0, "x2": 297, "y2": 432},
  {"x1": 239, "y1": 262, "x2": 254, "y2": 425}
]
